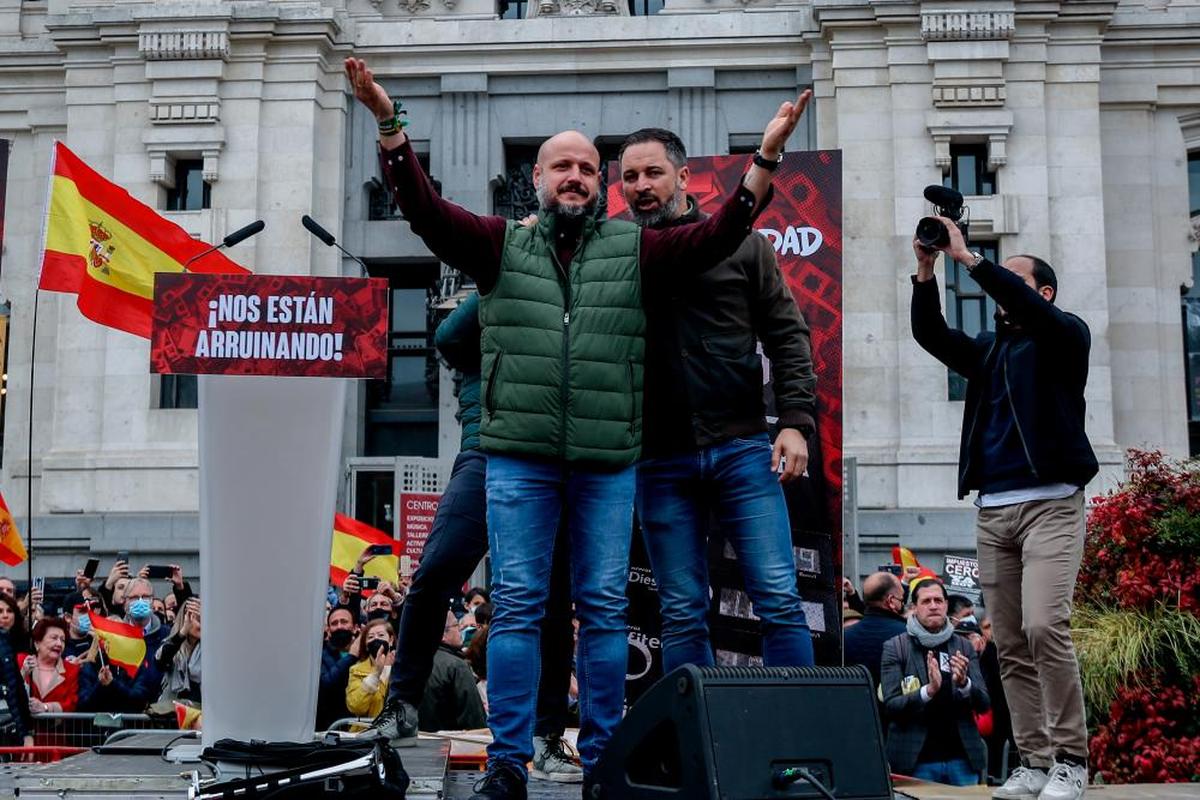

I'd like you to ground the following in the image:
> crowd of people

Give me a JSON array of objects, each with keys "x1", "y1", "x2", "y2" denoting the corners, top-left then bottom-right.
[
  {"x1": 0, "y1": 559, "x2": 201, "y2": 750},
  {"x1": 843, "y1": 569, "x2": 1012, "y2": 787}
]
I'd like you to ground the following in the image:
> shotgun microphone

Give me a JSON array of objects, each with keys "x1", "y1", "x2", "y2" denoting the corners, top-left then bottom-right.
[
  {"x1": 300, "y1": 215, "x2": 369, "y2": 276},
  {"x1": 183, "y1": 219, "x2": 265, "y2": 269}
]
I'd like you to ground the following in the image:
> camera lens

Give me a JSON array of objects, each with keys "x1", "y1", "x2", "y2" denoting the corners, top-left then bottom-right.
[{"x1": 915, "y1": 217, "x2": 949, "y2": 249}]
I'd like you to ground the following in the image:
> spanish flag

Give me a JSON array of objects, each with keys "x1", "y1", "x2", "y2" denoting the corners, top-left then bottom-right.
[
  {"x1": 174, "y1": 701, "x2": 203, "y2": 731},
  {"x1": 892, "y1": 546, "x2": 921, "y2": 571},
  {"x1": 0, "y1": 490, "x2": 27, "y2": 566},
  {"x1": 88, "y1": 613, "x2": 146, "y2": 677},
  {"x1": 38, "y1": 141, "x2": 247, "y2": 339},
  {"x1": 331, "y1": 513, "x2": 399, "y2": 588}
]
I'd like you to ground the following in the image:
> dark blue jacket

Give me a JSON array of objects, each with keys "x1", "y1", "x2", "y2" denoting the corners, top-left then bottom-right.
[
  {"x1": 843, "y1": 607, "x2": 908, "y2": 687},
  {"x1": 0, "y1": 631, "x2": 33, "y2": 741},
  {"x1": 434, "y1": 293, "x2": 482, "y2": 452},
  {"x1": 78, "y1": 658, "x2": 162, "y2": 713},
  {"x1": 911, "y1": 259, "x2": 1098, "y2": 498},
  {"x1": 316, "y1": 643, "x2": 354, "y2": 730}
]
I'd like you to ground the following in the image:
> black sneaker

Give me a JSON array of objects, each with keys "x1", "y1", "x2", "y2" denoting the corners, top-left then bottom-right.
[
  {"x1": 470, "y1": 762, "x2": 528, "y2": 800},
  {"x1": 366, "y1": 699, "x2": 419, "y2": 748}
]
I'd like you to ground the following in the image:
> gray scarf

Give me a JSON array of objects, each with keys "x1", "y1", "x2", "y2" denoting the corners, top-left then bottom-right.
[{"x1": 907, "y1": 613, "x2": 955, "y2": 649}]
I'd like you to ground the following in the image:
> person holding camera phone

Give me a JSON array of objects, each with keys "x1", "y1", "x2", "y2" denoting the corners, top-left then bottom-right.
[
  {"x1": 346, "y1": 618, "x2": 396, "y2": 719},
  {"x1": 910, "y1": 203, "x2": 1097, "y2": 800},
  {"x1": 881, "y1": 575, "x2": 989, "y2": 786}
]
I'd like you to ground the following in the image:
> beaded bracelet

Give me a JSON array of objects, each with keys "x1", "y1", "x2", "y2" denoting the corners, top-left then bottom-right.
[{"x1": 378, "y1": 99, "x2": 409, "y2": 136}]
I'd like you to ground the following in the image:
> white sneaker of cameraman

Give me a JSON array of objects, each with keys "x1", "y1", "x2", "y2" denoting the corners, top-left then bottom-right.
[
  {"x1": 992, "y1": 765, "x2": 1049, "y2": 800},
  {"x1": 1039, "y1": 761, "x2": 1087, "y2": 800}
]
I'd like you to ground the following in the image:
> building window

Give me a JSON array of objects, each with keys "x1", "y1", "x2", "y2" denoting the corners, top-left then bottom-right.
[
  {"x1": 498, "y1": 0, "x2": 527, "y2": 18},
  {"x1": 160, "y1": 374, "x2": 198, "y2": 409},
  {"x1": 165, "y1": 159, "x2": 211, "y2": 211},
  {"x1": 943, "y1": 143, "x2": 996, "y2": 197},
  {"x1": 363, "y1": 263, "x2": 441, "y2": 457},
  {"x1": 628, "y1": 0, "x2": 664, "y2": 14},
  {"x1": 354, "y1": 468, "x2": 395, "y2": 534},
  {"x1": 369, "y1": 146, "x2": 436, "y2": 221},
  {"x1": 945, "y1": 242, "x2": 999, "y2": 401},
  {"x1": 1184, "y1": 152, "x2": 1200, "y2": 456}
]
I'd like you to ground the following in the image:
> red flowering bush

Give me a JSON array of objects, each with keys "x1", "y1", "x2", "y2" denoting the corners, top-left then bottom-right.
[
  {"x1": 1089, "y1": 676, "x2": 1200, "y2": 784},
  {"x1": 1077, "y1": 450, "x2": 1200, "y2": 613},
  {"x1": 1075, "y1": 450, "x2": 1200, "y2": 784}
]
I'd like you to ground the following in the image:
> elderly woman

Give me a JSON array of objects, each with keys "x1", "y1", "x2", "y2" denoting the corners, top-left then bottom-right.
[
  {"x1": 21, "y1": 619, "x2": 79, "y2": 714},
  {"x1": 155, "y1": 597, "x2": 201, "y2": 703},
  {"x1": 345, "y1": 619, "x2": 395, "y2": 719}
]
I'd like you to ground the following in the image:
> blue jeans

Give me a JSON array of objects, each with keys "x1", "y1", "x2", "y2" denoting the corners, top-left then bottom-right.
[
  {"x1": 910, "y1": 758, "x2": 980, "y2": 786},
  {"x1": 636, "y1": 433, "x2": 814, "y2": 672},
  {"x1": 485, "y1": 454, "x2": 635, "y2": 776}
]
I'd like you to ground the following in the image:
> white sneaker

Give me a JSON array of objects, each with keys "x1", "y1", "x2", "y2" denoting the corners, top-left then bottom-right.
[
  {"x1": 1039, "y1": 762, "x2": 1087, "y2": 800},
  {"x1": 993, "y1": 765, "x2": 1049, "y2": 800},
  {"x1": 530, "y1": 734, "x2": 583, "y2": 783}
]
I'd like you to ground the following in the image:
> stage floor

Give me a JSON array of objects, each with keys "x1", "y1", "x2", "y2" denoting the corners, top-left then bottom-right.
[{"x1": 3, "y1": 731, "x2": 1197, "y2": 799}]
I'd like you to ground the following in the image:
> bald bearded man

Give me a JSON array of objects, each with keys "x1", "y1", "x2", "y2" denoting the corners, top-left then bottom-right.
[{"x1": 347, "y1": 57, "x2": 810, "y2": 800}]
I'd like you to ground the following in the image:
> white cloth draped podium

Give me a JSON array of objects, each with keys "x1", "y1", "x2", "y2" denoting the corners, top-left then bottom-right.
[{"x1": 198, "y1": 375, "x2": 346, "y2": 746}]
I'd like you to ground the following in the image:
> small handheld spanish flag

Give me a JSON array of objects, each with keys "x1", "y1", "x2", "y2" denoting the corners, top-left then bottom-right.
[
  {"x1": 88, "y1": 613, "x2": 146, "y2": 677},
  {"x1": 174, "y1": 702, "x2": 202, "y2": 731},
  {"x1": 892, "y1": 545, "x2": 921, "y2": 572}
]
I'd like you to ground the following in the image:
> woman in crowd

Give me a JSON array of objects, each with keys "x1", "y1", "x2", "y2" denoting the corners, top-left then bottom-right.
[
  {"x1": 0, "y1": 613, "x2": 34, "y2": 755},
  {"x1": 0, "y1": 594, "x2": 30, "y2": 656},
  {"x1": 77, "y1": 638, "x2": 160, "y2": 713},
  {"x1": 22, "y1": 619, "x2": 79, "y2": 714},
  {"x1": 156, "y1": 597, "x2": 201, "y2": 704},
  {"x1": 345, "y1": 619, "x2": 395, "y2": 719}
]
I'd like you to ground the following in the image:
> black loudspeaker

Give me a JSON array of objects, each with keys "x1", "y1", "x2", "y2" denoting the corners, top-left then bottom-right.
[{"x1": 595, "y1": 665, "x2": 892, "y2": 800}]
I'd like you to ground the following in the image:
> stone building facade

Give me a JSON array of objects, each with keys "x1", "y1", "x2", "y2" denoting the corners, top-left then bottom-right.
[{"x1": 0, "y1": 0, "x2": 1196, "y2": 583}]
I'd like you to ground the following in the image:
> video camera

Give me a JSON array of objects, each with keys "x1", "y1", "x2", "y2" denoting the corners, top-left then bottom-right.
[{"x1": 915, "y1": 185, "x2": 970, "y2": 253}]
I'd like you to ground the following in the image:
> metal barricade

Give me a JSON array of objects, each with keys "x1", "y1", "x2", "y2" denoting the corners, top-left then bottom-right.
[{"x1": 30, "y1": 711, "x2": 181, "y2": 749}]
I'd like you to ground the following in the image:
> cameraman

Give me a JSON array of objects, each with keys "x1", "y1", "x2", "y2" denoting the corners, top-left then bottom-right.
[{"x1": 909, "y1": 218, "x2": 1096, "y2": 800}]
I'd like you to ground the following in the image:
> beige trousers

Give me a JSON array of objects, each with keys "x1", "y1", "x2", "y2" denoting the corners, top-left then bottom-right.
[{"x1": 976, "y1": 492, "x2": 1088, "y2": 767}]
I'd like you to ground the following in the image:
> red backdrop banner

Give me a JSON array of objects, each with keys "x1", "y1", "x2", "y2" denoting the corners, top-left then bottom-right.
[{"x1": 151, "y1": 273, "x2": 389, "y2": 378}]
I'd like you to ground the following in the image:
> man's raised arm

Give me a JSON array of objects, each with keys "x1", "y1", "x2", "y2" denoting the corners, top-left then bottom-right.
[
  {"x1": 641, "y1": 91, "x2": 812, "y2": 274},
  {"x1": 346, "y1": 58, "x2": 506, "y2": 293}
]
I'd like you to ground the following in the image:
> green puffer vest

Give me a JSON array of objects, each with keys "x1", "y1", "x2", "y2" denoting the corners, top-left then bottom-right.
[{"x1": 479, "y1": 214, "x2": 645, "y2": 468}]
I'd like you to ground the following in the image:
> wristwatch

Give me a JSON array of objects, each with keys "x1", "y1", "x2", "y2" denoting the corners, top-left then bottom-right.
[
  {"x1": 752, "y1": 150, "x2": 782, "y2": 171},
  {"x1": 964, "y1": 252, "x2": 985, "y2": 269}
]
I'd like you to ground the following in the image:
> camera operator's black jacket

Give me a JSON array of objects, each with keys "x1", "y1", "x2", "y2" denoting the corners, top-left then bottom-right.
[
  {"x1": 641, "y1": 196, "x2": 816, "y2": 458},
  {"x1": 910, "y1": 258, "x2": 1098, "y2": 499}
]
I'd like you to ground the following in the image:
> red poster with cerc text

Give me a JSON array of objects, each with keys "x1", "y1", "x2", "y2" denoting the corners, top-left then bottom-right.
[{"x1": 150, "y1": 273, "x2": 388, "y2": 378}]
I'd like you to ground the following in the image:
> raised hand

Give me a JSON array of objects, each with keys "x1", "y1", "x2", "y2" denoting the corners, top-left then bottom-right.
[
  {"x1": 760, "y1": 89, "x2": 813, "y2": 159},
  {"x1": 925, "y1": 651, "x2": 943, "y2": 696},
  {"x1": 950, "y1": 651, "x2": 970, "y2": 688},
  {"x1": 344, "y1": 58, "x2": 394, "y2": 123}
]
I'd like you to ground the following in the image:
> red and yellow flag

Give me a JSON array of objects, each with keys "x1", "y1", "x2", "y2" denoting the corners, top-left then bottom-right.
[
  {"x1": 174, "y1": 702, "x2": 202, "y2": 730},
  {"x1": 0, "y1": 490, "x2": 27, "y2": 567},
  {"x1": 88, "y1": 613, "x2": 146, "y2": 677},
  {"x1": 331, "y1": 513, "x2": 399, "y2": 588},
  {"x1": 892, "y1": 546, "x2": 921, "y2": 571},
  {"x1": 38, "y1": 141, "x2": 247, "y2": 339}
]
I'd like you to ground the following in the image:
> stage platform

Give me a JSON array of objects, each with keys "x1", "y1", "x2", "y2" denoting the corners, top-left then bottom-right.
[{"x1": 1, "y1": 731, "x2": 1196, "y2": 799}]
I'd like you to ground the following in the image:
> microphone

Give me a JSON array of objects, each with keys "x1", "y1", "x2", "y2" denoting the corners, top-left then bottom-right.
[
  {"x1": 184, "y1": 219, "x2": 265, "y2": 269},
  {"x1": 301, "y1": 215, "x2": 335, "y2": 247},
  {"x1": 223, "y1": 219, "x2": 266, "y2": 248},
  {"x1": 300, "y1": 215, "x2": 369, "y2": 276}
]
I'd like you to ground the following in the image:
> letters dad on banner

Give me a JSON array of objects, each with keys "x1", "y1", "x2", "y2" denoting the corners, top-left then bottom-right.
[{"x1": 151, "y1": 274, "x2": 389, "y2": 378}]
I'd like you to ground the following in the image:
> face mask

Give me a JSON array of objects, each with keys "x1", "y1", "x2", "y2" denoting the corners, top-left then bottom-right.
[
  {"x1": 366, "y1": 608, "x2": 391, "y2": 622},
  {"x1": 329, "y1": 629, "x2": 354, "y2": 650},
  {"x1": 326, "y1": 587, "x2": 340, "y2": 607},
  {"x1": 76, "y1": 615, "x2": 92, "y2": 635},
  {"x1": 128, "y1": 598, "x2": 153, "y2": 620},
  {"x1": 958, "y1": 614, "x2": 978, "y2": 627}
]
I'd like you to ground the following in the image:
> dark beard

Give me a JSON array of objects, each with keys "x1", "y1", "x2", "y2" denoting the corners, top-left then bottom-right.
[{"x1": 629, "y1": 192, "x2": 684, "y2": 229}]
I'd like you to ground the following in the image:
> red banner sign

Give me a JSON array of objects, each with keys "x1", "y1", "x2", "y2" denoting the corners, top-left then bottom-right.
[
  {"x1": 151, "y1": 273, "x2": 388, "y2": 378},
  {"x1": 397, "y1": 491, "x2": 440, "y2": 575}
]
